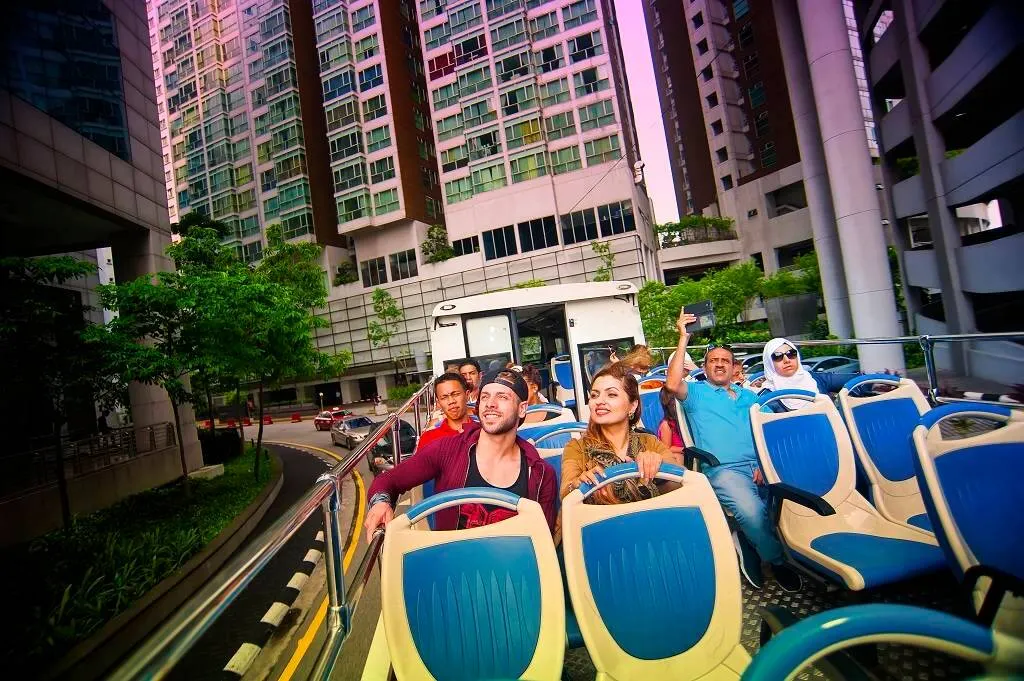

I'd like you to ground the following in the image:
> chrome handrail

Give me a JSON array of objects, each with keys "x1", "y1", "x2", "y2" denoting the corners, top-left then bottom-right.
[
  {"x1": 109, "y1": 377, "x2": 436, "y2": 681},
  {"x1": 651, "y1": 331, "x2": 1023, "y2": 407}
]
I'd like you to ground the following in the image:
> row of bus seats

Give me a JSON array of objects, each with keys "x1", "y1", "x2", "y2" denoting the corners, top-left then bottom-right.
[{"x1": 363, "y1": 462, "x2": 1024, "y2": 680}]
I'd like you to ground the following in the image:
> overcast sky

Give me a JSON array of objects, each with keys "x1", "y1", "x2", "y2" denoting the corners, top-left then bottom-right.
[{"x1": 614, "y1": 0, "x2": 679, "y2": 224}]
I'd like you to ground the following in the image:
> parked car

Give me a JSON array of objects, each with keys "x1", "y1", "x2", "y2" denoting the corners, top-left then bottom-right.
[
  {"x1": 330, "y1": 415, "x2": 378, "y2": 448},
  {"x1": 365, "y1": 420, "x2": 418, "y2": 475},
  {"x1": 314, "y1": 409, "x2": 354, "y2": 431},
  {"x1": 803, "y1": 355, "x2": 861, "y2": 373}
]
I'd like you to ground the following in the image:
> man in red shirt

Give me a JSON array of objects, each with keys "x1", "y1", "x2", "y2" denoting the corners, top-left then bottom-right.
[{"x1": 418, "y1": 372, "x2": 474, "y2": 451}]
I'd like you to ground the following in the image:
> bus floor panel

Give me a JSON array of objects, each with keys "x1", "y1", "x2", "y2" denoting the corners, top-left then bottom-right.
[{"x1": 562, "y1": 571, "x2": 983, "y2": 681}]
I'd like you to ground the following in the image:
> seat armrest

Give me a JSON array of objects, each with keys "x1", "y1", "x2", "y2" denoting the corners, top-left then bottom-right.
[
  {"x1": 758, "y1": 606, "x2": 878, "y2": 681},
  {"x1": 683, "y1": 445, "x2": 720, "y2": 469},
  {"x1": 963, "y1": 564, "x2": 1024, "y2": 625},
  {"x1": 768, "y1": 483, "x2": 835, "y2": 525}
]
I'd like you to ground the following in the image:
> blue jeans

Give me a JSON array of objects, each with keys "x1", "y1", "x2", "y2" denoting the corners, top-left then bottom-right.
[{"x1": 705, "y1": 461, "x2": 784, "y2": 565}]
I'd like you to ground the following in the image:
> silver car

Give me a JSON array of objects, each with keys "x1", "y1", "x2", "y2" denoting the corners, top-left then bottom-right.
[{"x1": 330, "y1": 415, "x2": 378, "y2": 449}]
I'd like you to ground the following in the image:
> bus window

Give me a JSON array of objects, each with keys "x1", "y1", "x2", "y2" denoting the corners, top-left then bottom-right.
[
  {"x1": 465, "y1": 314, "x2": 513, "y2": 358},
  {"x1": 578, "y1": 337, "x2": 635, "y2": 395}
]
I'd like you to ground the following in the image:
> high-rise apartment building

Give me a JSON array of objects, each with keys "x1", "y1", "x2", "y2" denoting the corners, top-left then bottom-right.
[
  {"x1": 854, "y1": 0, "x2": 1024, "y2": 383},
  {"x1": 644, "y1": 0, "x2": 816, "y2": 285}
]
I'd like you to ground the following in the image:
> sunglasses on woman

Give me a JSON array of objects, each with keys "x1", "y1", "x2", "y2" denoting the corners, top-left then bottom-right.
[{"x1": 771, "y1": 349, "x2": 799, "y2": 361}]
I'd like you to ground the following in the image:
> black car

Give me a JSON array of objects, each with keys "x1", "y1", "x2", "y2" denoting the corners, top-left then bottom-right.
[{"x1": 366, "y1": 420, "x2": 418, "y2": 475}]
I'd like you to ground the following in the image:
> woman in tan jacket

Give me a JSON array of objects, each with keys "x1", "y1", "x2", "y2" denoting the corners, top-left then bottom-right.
[{"x1": 560, "y1": 362, "x2": 681, "y2": 504}]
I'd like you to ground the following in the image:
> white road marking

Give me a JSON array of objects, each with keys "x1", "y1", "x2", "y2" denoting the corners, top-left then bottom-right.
[
  {"x1": 315, "y1": 530, "x2": 325, "y2": 542},
  {"x1": 287, "y1": 572, "x2": 308, "y2": 590},
  {"x1": 302, "y1": 548, "x2": 322, "y2": 564},
  {"x1": 223, "y1": 642, "x2": 261, "y2": 675},
  {"x1": 260, "y1": 601, "x2": 290, "y2": 627}
]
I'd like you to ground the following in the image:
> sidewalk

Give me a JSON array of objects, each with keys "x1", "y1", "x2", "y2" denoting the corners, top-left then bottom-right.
[{"x1": 906, "y1": 367, "x2": 1019, "y2": 400}]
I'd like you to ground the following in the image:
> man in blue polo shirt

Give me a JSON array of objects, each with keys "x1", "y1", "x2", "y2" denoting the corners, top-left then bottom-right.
[{"x1": 667, "y1": 310, "x2": 801, "y2": 592}]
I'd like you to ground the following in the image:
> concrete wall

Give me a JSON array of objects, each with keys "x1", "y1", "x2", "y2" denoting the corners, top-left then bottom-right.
[{"x1": 0, "y1": 445, "x2": 183, "y2": 547}]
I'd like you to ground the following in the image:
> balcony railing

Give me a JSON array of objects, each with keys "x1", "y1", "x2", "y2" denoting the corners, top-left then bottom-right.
[{"x1": 660, "y1": 225, "x2": 738, "y2": 249}]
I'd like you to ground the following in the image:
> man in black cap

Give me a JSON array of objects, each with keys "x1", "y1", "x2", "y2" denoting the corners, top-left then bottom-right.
[{"x1": 364, "y1": 369, "x2": 557, "y2": 540}]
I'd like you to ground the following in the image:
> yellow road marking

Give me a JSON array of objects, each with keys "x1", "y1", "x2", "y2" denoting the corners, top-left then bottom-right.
[{"x1": 266, "y1": 441, "x2": 366, "y2": 681}]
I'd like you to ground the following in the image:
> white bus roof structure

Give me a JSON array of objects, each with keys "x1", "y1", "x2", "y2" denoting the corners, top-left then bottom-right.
[{"x1": 429, "y1": 281, "x2": 639, "y2": 318}]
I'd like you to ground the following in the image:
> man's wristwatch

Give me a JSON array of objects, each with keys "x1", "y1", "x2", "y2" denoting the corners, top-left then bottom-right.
[{"x1": 367, "y1": 492, "x2": 392, "y2": 510}]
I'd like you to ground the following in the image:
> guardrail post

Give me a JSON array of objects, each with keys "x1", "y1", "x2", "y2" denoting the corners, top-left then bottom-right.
[
  {"x1": 413, "y1": 394, "x2": 422, "y2": 438},
  {"x1": 920, "y1": 335, "x2": 939, "y2": 403},
  {"x1": 319, "y1": 472, "x2": 348, "y2": 636},
  {"x1": 392, "y1": 418, "x2": 403, "y2": 464}
]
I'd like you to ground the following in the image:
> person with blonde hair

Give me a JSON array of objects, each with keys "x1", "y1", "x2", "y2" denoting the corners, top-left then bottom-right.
[{"x1": 560, "y1": 362, "x2": 681, "y2": 504}]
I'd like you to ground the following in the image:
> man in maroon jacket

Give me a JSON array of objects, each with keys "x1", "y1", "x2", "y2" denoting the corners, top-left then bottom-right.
[{"x1": 364, "y1": 369, "x2": 558, "y2": 540}]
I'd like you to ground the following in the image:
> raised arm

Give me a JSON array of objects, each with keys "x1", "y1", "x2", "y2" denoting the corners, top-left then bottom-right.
[{"x1": 666, "y1": 308, "x2": 696, "y2": 401}]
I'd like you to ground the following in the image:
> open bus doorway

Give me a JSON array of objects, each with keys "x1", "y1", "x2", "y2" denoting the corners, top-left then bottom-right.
[{"x1": 514, "y1": 304, "x2": 568, "y2": 399}]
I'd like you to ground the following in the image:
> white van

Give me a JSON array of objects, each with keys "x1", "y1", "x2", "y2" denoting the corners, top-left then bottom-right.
[{"x1": 429, "y1": 281, "x2": 645, "y2": 420}]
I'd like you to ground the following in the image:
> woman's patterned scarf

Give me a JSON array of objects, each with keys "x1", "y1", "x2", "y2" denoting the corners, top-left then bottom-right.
[{"x1": 584, "y1": 433, "x2": 659, "y2": 504}]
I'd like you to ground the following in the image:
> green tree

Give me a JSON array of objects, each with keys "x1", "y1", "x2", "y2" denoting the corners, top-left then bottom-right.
[
  {"x1": 591, "y1": 241, "x2": 614, "y2": 281},
  {"x1": 421, "y1": 224, "x2": 455, "y2": 264},
  {"x1": 1, "y1": 256, "x2": 122, "y2": 529},
  {"x1": 256, "y1": 223, "x2": 327, "y2": 308},
  {"x1": 702, "y1": 260, "x2": 764, "y2": 327},
  {"x1": 367, "y1": 287, "x2": 406, "y2": 381},
  {"x1": 333, "y1": 260, "x2": 358, "y2": 286}
]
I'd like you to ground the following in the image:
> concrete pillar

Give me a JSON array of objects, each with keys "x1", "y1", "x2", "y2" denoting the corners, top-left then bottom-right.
[
  {"x1": 796, "y1": 0, "x2": 904, "y2": 371},
  {"x1": 891, "y1": 0, "x2": 974, "y2": 373},
  {"x1": 110, "y1": 229, "x2": 202, "y2": 470},
  {"x1": 774, "y1": 0, "x2": 853, "y2": 339}
]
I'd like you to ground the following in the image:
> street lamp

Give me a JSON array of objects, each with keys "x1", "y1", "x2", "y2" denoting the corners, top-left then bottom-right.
[{"x1": 319, "y1": 392, "x2": 324, "y2": 411}]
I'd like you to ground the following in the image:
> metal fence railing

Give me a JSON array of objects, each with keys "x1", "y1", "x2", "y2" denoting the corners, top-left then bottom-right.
[
  {"x1": 0, "y1": 422, "x2": 177, "y2": 499},
  {"x1": 109, "y1": 380, "x2": 437, "y2": 681},
  {"x1": 650, "y1": 331, "x2": 1023, "y2": 406}
]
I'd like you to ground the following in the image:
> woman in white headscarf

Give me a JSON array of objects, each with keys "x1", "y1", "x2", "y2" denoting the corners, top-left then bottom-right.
[{"x1": 759, "y1": 337, "x2": 819, "y2": 410}]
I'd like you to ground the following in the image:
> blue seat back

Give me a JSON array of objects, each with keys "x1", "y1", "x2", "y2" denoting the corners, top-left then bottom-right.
[
  {"x1": 638, "y1": 388, "x2": 664, "y2": 435},
  {"x1": 913, "y1": 404, "x2": 1024, "y2": 581},
  {"x1": 520, "y1": 421, "x2": 587, "y2": 448}
]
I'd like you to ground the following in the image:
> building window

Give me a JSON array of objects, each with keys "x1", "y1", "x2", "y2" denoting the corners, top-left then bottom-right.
[
  {"x1": 352, "y1": 5, "x2": 376, "y2": 32},
  {"x1": 436, "y1": 113, "x2": 463, "y2": 142},
  {"x1": 497, "y1": 51, "x2": 531, "y2": 82},
  {"x1": 366, "y1": 125, "x2": 392, "y2": 153},
  {"x1": 706, "y1": 92, "x2": 719, "y2": 108},
  {"x1": 282, "y1": 210, "x2": 314, "y2": 239},
  {"x1": 510, "y1": 151, "x2": 547, "y2": 182},
  {"x1": 360, "y1": 256, "x2": 387, "y2": 286},
  {"x1": 738, "y1": 23, "x2": 754, "y2": 48},
  {"x1": 363, "y1": 94, "x2": 388, "y2": 120},
  {"x1": 711, "y1": 119, "x2": 724, "y2": 135},
  {"x1": 487, "y1": 0, "x2": 522, "y2": 20},
  {"x1": 700, "y1": 65, "x2": 713, "y2": 82},
  {"x1": 359, "y1": 64, "x2": 383, "y2": 91},
  {"x1": 471, "y1": 162, "x2": 508, "y2": 193},
  {"x1": 530, "y1": 12, "x2": 558, "y2": 41},
  {"x1": 743, "y1": 52, "x2": 760, "y2": 79},
  {"x1": 505, "y1": 117, "x2": 542, "y2": 149},
  {"x1": 441, "y1": 144, "x2": 469, "y2": 172},
  {"x1": 733, "y1": 0, "x2": 750, "y2": 20},
  {"x1": 454, "y1": 34, "x2": 488, "y2": 65},
  {"x1": 457, "y1": 65, "x2": 492, "y2": 96},
  {"x1": 426, "y1": 196, "x2": 441, "y2": 219},
  {"x1": 330, "y1": 131, "x2": 362, "y2": 161},
  {"x1": 540, "y1": 78, "x2": 570, "y2": 106},
  {"x1": 748, "y1": 81, "x2": 766, "y2": 108},
  {"x1": 563, "y1": 0, "x2": 597, "y2": 29},
  {"x1": 568, "y1": 31, "x2": 603, "y2": 63},
  {"x1": 420, "y1": 0, "x2": 447, "y2": 21},
  {"x1": 243, "y1": 241, "x2": 264, "y2": 264},
  {"x1": 598, "y1": 200, "x2": 635, "y2": 236},
  {"x1": 369, "y1": 156, "x2": 395, "y2": 183},
  {"x1": 334, "y1": 160, "x2": 367, "y2": 191},
  {"x1": 578, "y1": 99, "x2": 615, "y2": 131},
  {"x1": 761, "y1": 141, "x2": 777, "y2": 168},
  {"x1": 491, "y1": 17, "x2": 527, "y2": 52},
  {"x1": 755, "y1": 111, "x2": 770, "y2": 138},
  {"x1": 450, "y1": 2, "x2": 484, "y2": 34},
  {"x1": 428, "y1": 51, "x2": 456, "y2": 80},
  {"x1": 418, "y1": 138, "x2": 436, "y2": 160},
  {"x1": 716, "y1": 147, "x2": 728, "y2": 163},
  {"x1": 356, "y1": 34, "x2": 379, "y2": 62},
  {"x1": 721, "y1": 175, "x2": 734, "y2": 190},
  {"x1": 326, "y1": 99, "x2": 360, "y2": 131},
  {"x1": 445, "y1": 176, "x2": 473, "y2": 204},
  {"x1": 339, "y1": 191, "x2": 371, "y2": 222},
  {"x1": 545, "y1": 110, "x2": 576, "y2": 140},
  {"x1": 697, "y1": 38, "x2": 709, "y2": 55},
  {"x1": 463, "y1": 98, "x2": 498, "y2": 129},
  {"x1": 550, "y1": 145, "x2": 582, "y2": 174},
  {"x1": 500, "y1": 83, "x2": 536, "y2": 116},
  {"x1": 584, "y1": 134, "x2": 621, "y2": 165},
  {"x1": 518, "y1": 216, "x2": 558, "y2": 252},
  {"x1": 389, "y1": 248, "x2": 417, "y2": 280},
  {"x1": 424, "y1": 22, "x2": 451, "y2": 50},
  {"x1": 452, "y1": 235, "x2": 480, "y2": 256},
  {"x1": 320, "y1": 41, "x2": 352, "y2": 72},
  {"x1": 692, "y1": 11, "x2": 704, "y2": 29},
  {"x1": 482, "y1": 225, "x2": 517, "y2": 260},
  {"x1": 467, "y1": 129, "x2": 501, "y2": 160},
  {"x1": 573, "y1": 67, "x2": 609, "y2": 96},
  {"x1": 561, "y1": 207, "x2": 597, "y2": 244},
  {"x1": 323, "y1": 70, "x2": 355, "y2": 102},
  {"x1": 535, "y1": 44, "x2": 564, "y2": 74}
]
